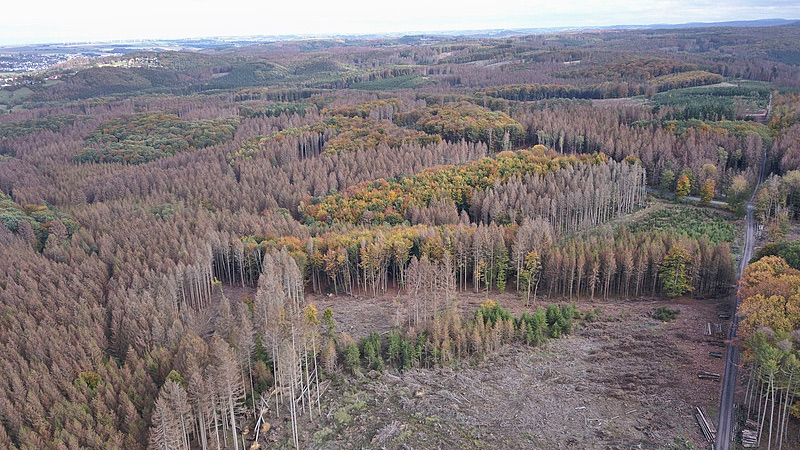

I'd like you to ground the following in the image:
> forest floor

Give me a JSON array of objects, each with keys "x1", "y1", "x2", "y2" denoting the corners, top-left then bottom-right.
[{"x1": 251, "y1": 290, "x2": 733, "y2": 449}]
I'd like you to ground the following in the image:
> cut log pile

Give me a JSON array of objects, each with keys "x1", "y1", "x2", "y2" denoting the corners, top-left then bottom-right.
[
  {"x1": 741, "y1": 429, "x2": 758, "y2": 447},
  {"x1": 695, "y1": 407, "x2": 717, "y2": 442},
  {"x1": 741, "y1": 419, "x2": 758, "y2": 448},
  {"x1": 705, "y1": 322, "x2": 725, "y2": 338},
  {"x1": 709, "y1": 351, "x2": 723, "y2": 358},
  {"x1": 698, "y1": 371, "x2": 721, "y2": 381}
]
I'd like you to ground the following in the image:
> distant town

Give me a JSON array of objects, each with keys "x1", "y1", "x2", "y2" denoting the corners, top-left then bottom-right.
[
  {"x1": 0, "y1": 53, "x2": 82, "y2": 87},
  {"x1": 0, "y1": 52, "x2": 163, "y2": 88},
  {"x1": 0, "y1": 52, "x2": 83, "y2": 73}
]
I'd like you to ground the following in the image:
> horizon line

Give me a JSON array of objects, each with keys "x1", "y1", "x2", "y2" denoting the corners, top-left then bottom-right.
[{"x1": 1, "y1": 17, "x2": 798, "y2": 48}]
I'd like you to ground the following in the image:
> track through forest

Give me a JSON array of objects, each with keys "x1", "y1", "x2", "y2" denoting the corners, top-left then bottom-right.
[{"x1": 715, "y1": 145, "x2": 768, "y2": 450}]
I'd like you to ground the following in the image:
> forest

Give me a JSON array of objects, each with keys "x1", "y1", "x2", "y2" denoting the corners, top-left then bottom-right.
[{"x1": 1, "y1": 21, "x2": 799, "y2": 450}]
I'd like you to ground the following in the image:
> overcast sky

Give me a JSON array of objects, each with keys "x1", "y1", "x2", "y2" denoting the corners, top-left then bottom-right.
[{"x1": 1, "y1": 0, "x2": 799, "y2": 45}]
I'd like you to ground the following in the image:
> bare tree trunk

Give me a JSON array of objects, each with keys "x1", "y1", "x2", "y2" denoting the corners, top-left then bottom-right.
[
  {"x1": 288, "y1": 350, "x2": 300, "y2": 449},
  {"x1": 780, "y1": 387, "x2": 796, "y2": 450},
  {"x1": 228, "y1": 393, "x2": 239, "y2": 450},
  {"x1": 746, "y1": 362, "x2": 756, "y2": 418},
  {"x1": 273, "y1": 346, "x2": 281, "y2": 416},
  {"x1": 758, "y1": 375, "x2": 768, "y2": 444},
  {"x1": 768, "y1": 373, "x2": 775, "y2": 450},
  {"x1": 248, "y1": 357, "x2": 256, "y2": 420},
  {"x1": 212, "y1": 405, "x2": 222, "y2": 450},
  {"x1": 777, "y1": 365, "x2": 794, "y2": 450},
  {"x1": 313, "y1": 332, "x2": 321, "y2": 417},
  {"x1": 198, "y1": 406, "x2": 209, "y2": 450}
]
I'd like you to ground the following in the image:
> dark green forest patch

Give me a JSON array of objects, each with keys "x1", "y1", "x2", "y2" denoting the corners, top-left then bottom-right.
[
  {"x1": 628, "y1": 205, "x2": 738, "y2": 244},
  {"x1": 74, "y1": 113, "x2": 239, "y2": 164}
]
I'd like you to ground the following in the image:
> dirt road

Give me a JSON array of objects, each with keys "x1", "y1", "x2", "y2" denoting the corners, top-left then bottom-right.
[{"x1": 715, "y1": 146, "x2": 767, "y2": 450}]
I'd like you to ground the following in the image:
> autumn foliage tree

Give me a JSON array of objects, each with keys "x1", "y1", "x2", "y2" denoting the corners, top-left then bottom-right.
[
  {"x1": 675, "y1": 172, "x2": 691, "y2": 200},
  {"x1": 700, "y1": 178, "x2": 716, "y2": 204},
  {"x1": 738, "y1": 256, "x2": 800, "y2": 450}
]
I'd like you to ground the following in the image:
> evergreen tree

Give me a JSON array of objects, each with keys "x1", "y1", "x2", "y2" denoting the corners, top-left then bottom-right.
[{"x1": 659, "y1": 245, "x2": 693, "y2": 297}]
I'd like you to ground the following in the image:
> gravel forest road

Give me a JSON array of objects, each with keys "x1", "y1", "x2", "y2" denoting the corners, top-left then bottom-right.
[{"x1": 715, "y1": 146, "x2": 767, "y2": 450}]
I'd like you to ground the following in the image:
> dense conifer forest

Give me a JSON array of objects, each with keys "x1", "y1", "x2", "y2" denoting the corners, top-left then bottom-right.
[{"x1": 1, "y1": 22, "x2": 800, "y2": 449}]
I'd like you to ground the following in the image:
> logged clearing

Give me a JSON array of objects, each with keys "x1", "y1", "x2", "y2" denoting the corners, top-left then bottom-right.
[{"x1": 252, "y1": 292, "x2": 730, "y2": 449}]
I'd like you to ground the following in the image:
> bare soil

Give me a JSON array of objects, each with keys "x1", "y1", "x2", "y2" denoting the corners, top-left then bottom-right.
[{"x1": 257, "y1": 291, "x2": 732, "y2": 449}]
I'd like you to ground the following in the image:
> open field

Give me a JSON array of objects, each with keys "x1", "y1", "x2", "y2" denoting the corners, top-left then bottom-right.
[{"x1": 227, "y1": 288, "x2": 731, "y2": 449}]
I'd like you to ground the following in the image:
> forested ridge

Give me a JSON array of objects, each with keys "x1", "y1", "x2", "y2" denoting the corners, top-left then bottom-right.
[{"x1": 0, "y1": 23, "x2": 799, "y2": 449}]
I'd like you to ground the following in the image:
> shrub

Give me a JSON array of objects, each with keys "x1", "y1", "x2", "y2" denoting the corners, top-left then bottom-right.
[
  {"x1": 386, "y1": 331, "x2": 403, "y2": 367},
  {"x1": 653, "y1": 306, "x2": 681, "y2": 322},
  {"x1": 359, "y1": 332, "x2": 384, "y2": 371},
  {"x1": 342, "y1": 342, "x2": 361, "y2": 374},
  {"x1": 477, "y1": 299, "x2": 512, "y2": 326}
]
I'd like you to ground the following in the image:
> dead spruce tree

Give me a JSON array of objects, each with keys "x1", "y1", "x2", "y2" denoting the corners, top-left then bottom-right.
[
  {"x1": 253, "y1": 248, "x2": 321, "y2": 449},
  {"x1": 149, "y1": 380, "x2": 194, "y2": 450},
  {"x1": 404, "y1": 254, "x2": 456, "y2": 327},
  {"x1": 210, "y1": 336, "x2": 245, "y2": 450}
]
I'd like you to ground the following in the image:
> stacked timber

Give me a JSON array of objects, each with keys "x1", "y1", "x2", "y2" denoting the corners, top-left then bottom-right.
[
  {"x1": 698, "y1": 371, "x2": 721, "y2": 381},
  {"x1": 705, "y1": 323, "x2": 725, "y2": 338},
  {"x1": 695, "y1": 407, "x2": 716, "y2": 442},
  {"x1": 741, "y1": 429, "x2": 758, "y2": 447},
  {"x1": 741, "y1": 419, "x2": 758, "y2": 447},
  {"x1": 709, "y1": 351, "x2": 723, "y2": 358}
]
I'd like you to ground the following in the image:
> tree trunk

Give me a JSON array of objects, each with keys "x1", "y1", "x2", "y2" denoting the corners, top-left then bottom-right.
[{"x1": 228, "y1": 393, "x2": 239, "y2": 450}]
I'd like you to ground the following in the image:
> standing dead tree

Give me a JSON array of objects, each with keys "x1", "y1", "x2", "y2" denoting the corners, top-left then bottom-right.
[{"x1": 253, "y1": 249, "x2": 321, "y2": 449}]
